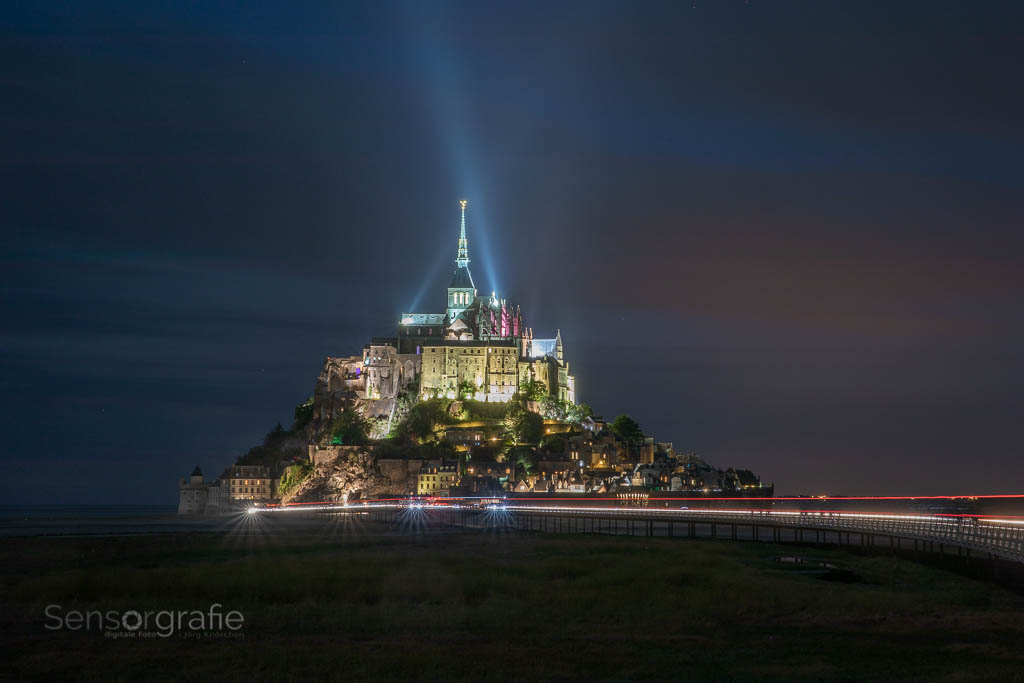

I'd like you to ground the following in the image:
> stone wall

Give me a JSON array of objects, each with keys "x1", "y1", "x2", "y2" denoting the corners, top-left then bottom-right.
[
  {"x1": 308, "y1": 444, "x2": 365, "y2": 466},
  {"x1": 377, "y1": 458, "x2": 441, "y2": 493},
  {"x1": 178, "y1": 479, "x2": 239, "y2": 515},
  {"x1": 177, "y1": 480, "x2": 207, "y2": 514}
]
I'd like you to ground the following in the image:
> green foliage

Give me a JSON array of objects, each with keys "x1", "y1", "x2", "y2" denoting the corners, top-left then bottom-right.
[
  {"x1": 539, "y1": 398, "x2": 592, "y2": 424},
  {"x1": 386, "y1": 384, "x2": 419, "y2": 438},
  {"x1": 459, "y1": 399, "x2": 508, "y2": 422},
  {"x1": 236, "y1": 445, "x2": 273, "y2": 468},
  {"x1": 565, "y1": 402, "x2": 593, "y2": 424},
  {"x1": 523, "y1": 412, "x2": 544, "y2": 445},
  {"x1": 278, "y1": 462, "x2": 313, "y2": 497},
  {"x1": 503, "y1": 401, "x2": 544, "y2": 445},
  {"x1": 611, "y1": 414, "x2": 644, "y2": 446},
  {"x1": 457, "y1": 379, "x2": 476, "y2": 399},
  {"x1": 509, "y1": 446, "x2": 538, "y2": 477},
  {"x1": 502, "y1": 402, "x2": 526, "y2": 445},
  {"x1": 539, "y1": 396, "x2": 565, "y2": 420},
  {"x1": 394, "y1": 399, "x2": 454, "y2": 442},
  {"x1": 237, "y1": 422, "x2": 303, "y2": 470},
  {"x1": 330, "y1": 404, "x2": 369, "y2": 446},
  {"x1": 264, "y1": 423, "x2": 288, "y2": 449},
  {"x1": 518, "y1": 379, "x2": 547, "y2": 402},
  {"x1": 366, "y1": 415, "x2": 390, "y2": 441},
  {"x1": 293, "y1": 397, "x2": 314, "y2": 431}
]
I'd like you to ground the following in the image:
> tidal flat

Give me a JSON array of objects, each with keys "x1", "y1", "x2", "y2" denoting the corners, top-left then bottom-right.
[{"x1": 4, "y1": 514, "x2": 1024, "y2": 682}]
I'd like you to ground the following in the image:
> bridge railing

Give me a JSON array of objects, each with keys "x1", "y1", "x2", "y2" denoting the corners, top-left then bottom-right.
[{"x1": 498, "y1": 505, "x2": 1024, "y2": 562}]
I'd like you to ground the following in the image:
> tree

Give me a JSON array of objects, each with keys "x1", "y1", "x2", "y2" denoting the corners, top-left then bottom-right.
[
  {"x1": 611, "y1": 414, "x2": 644, "y2": 447},
  {"x1": 293, "y1": 397, "x2": 314, "y2": 431},
  {"x1": 458, "y1": 379, "x2": 475, "y2": 399},
  {"x1": 503, "y1": 401, "x2": 544, "y2": 445},
  {"x1": 264, "y1": 423, "x2": 289, "y2": 449},
  {"x1": 509, "y1": 446, "x2": 538, "y2": 478},
  {"x1": 522, "y1": 411, "x2": 544, "y2": 445},
  {"x1": 503, "y1": 402, "x2": 527, "y2": 445},
  {"x1": 518, "y1": 379, "x2": 547, "y2": 402},
  {"x1": 539, "y1": 396, "x2": 566, "y2": 420},
  {"x1": 330, "y1": 404, "x2": 369, "y2": 446},
  {"x1": 565, "y1": 402, "x2": 593, "y2": 424},
  {"x1": 394, "y1": 399, "x2": 451, "y2": 443}
]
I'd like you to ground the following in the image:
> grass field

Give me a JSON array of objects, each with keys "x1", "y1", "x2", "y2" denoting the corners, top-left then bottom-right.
[{"x1": 4, "y1": 515, "x2": 1024, "y2": 681}]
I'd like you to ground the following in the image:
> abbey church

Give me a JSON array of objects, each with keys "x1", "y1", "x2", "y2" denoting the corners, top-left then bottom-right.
[{"x1": 317, "y1": 201, "x2": 575, "y2": 413}]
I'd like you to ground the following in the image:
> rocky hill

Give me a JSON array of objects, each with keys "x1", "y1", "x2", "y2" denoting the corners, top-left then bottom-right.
[{"x1": 282, "y1": 449, "x2": 395, "y2": 505}]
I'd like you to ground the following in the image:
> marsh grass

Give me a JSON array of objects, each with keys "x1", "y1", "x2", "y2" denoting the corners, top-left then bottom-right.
[{"x1": 4, "y1": 525, "x2": 1023, "y2": 681}]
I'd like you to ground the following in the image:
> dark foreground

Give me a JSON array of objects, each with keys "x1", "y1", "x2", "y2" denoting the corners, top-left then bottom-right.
[{"x1": 4, "y1": 513, "x2": 1024, "y2": 681}]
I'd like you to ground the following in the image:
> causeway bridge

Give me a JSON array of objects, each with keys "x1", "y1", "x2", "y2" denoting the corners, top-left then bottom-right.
[{"x1": 260, "y1": 500, "x2": 1024, "y2": 565}]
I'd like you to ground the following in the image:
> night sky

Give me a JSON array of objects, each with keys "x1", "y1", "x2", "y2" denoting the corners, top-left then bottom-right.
[{"x1": 3, "y1": 1, "x2": 1022, "y2": 504}]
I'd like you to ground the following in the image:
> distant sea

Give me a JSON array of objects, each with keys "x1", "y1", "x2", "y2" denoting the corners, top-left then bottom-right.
[
  {"x1": 0, "y1": 504, "x2": 221, "y2": 537},
  {"x1": 0, "y1": 504, "x2": 177, "y2": 519}
]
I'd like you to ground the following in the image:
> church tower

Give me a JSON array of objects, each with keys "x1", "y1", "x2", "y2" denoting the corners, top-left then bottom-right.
[{"x1": 447, "y1": 199, "x2": 477, "y2": 322}]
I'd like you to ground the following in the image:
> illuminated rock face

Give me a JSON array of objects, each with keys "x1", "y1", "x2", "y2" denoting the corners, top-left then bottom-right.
[{"x1": 285, "y1": 450, "x2": 395, "y2": 503}]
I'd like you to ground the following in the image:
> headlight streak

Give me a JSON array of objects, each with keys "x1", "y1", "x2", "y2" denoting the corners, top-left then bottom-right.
[{"x1": 245, "y1": 501, "x2": 1024, "y2": 529}]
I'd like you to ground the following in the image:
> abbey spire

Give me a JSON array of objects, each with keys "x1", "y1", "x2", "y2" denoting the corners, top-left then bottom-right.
[
  {"x1": 447, "y1": 199, "x2": 476, "y2": 322},
  {"x1": 456, "y1": 199, "x2": 470, "y2": 267},
  {"x1": 395, "y1": 197, "x2": 574, "y2": 404}
]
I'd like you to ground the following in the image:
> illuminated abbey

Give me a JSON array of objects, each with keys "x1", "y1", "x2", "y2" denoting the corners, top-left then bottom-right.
[{"x1": 318, "y1": 201, "x2": 575, "y2": 411}]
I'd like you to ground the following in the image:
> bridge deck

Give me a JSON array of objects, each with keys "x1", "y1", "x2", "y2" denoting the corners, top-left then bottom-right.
[{"x1": 268, "y1": 502, "x2": 1024, "y2": 564}]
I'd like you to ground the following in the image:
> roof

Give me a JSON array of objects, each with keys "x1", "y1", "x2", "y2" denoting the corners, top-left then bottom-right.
[
  {"x1": 191, "y1": 466, "x2": 202, "y2": 477},
  {"x1": 529, "y1": 338, "x2": 557, "y2": 358},
  {"x1": 735, "y1": 469, "x2": 760, "y2": 486},
  {"x1": 401, "y1": 313, "x2": 446, "y2": 326},
  {"x1": 424, "y1": 338, "x2": 517, "y2": 348},
  {"x1": 449, "y1": 266, "x2": 476, "y2": 289}
]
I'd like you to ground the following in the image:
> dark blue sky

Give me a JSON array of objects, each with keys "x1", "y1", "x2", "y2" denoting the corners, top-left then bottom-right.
[{"x1": 2, "y1": 1, "x2": 1022, "y2": 503}]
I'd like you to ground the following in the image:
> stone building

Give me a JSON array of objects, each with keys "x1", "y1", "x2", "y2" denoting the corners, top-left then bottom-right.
[
  {"x1": 362, "y1": 340, "x2": 420, "y2": 401},
  {"x1": 417, "y1": 463, "x2": 459, "y2": 496},
  {"x1": 420, "y1": 340, "x2": 519, "y2": 400},
  {"x1": 178, "y1": 466, "x2": 208, "y2": 515},
  {"x1": 225, "y1": 465, "x2": 273, "y2": 501},
  {"x1": 317, "y1": 356, "x2": 365, "y2": 394},
  {"x1": 311, "y1": 201, "x2": 574, "y2": 409},
  {"x1": 402, "y1": 201, "x2": 574, "y2": 403},
  {"x1": 178, "y1": 467, "x2": 232, "y2": 515}
]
